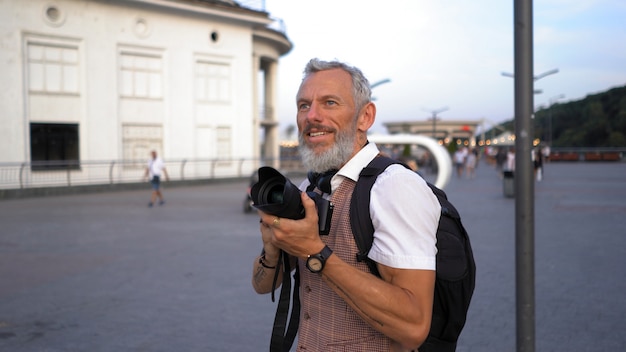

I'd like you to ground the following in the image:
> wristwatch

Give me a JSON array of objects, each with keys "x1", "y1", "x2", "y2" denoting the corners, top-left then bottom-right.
[{"x1": 305, "y1": 245, "x2": 333, "y2": 273}]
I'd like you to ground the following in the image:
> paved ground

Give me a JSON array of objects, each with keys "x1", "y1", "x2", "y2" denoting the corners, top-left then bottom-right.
[{"x1": 0, "y1": 160, "x2": 625, "y2": 351}]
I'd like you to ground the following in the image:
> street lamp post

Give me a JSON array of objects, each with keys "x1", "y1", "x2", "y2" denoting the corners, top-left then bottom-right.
[
  {"x1": 423, "y1": 107, "x2": 449, "y2": 140},
  {"x1": 370, "y1": 78, "x2": 391, "y2": 89},
  {"x1": 501, "y1": 69, "x2": 559, "y2": 94},
  {"x1": 370, "y1": 79, "x2": 391, "y2": 101},
  {"x1": 511, "y1": 3, "x2": 536, "y2": 350},
  {"x1": 548, "y1": 94, "x2": 565, "y2": 145}
]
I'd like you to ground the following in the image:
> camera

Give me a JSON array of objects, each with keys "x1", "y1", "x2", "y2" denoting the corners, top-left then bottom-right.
[{"x1": 250, "y1": 167, "x2": 333, "y2": 235}]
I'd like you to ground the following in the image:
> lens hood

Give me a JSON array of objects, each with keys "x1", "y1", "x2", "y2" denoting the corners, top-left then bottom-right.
[{"x1": 250, "y1": 167, "x2": 305, "y2": 220}]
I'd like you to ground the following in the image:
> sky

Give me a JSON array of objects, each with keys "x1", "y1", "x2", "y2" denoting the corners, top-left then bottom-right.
[{"x1": 262, "y1": 0, "x2": 626, "y2": 135}]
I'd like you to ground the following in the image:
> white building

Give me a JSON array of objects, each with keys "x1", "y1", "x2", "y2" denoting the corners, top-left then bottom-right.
[{"x1": 0, "y1": 0, "x2": 291, "y2": 175}]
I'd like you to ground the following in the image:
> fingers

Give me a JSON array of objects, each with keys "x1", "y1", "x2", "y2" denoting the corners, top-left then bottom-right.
[
  {"x1": 258, "y1": 193, "x2": 318, "y2": 230},
  {"x1": 258, "y1": 211, "x2": 280, "y2": 228},
  {"x1": 300, "y1": 191, "x2": 318, "y2": 219},
  {"x1": 259, "y1": 217, "x2": 277, "y2": 247}
]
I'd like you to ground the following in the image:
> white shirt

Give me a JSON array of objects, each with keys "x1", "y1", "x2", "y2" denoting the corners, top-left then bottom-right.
[
  {"x1": 454, "y1": 150, "x2": 466, "y2": 164},
  {"x1": 301, "y1": 142, "x2": 440, "y2": 270},
  {"x1": 506, "y1": 152, "x2": 515, "y2": 171},
  {"x1": 148, "y1": 157, "x2": 165, "y2": 178}
]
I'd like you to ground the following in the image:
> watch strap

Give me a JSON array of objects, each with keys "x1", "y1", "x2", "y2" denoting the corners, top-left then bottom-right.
[{"x1": 318, "y1": 245, "x2": 333, "y2": 261}]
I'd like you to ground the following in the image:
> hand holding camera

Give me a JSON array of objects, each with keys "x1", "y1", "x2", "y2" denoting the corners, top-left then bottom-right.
[
  {"x1": 258, "y1": 192, "x2": 328, "y2": 261},
  {"x1": 251, "y1": 167, "x2": 334, "y2": 236}
]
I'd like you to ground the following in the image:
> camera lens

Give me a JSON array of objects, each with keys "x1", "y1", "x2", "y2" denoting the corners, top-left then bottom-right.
[
  {"x1": 258, "y1": 179, "x2": 285, "y2": 205},
  {"x1": 251, "y1": 167, "x2": 307, "y2": 221},
  {"x1": 266, "y1": 184, "x2": 284, "y2": 204}
]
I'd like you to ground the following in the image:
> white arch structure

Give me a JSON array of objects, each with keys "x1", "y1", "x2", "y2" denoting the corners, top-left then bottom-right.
[{"x1": 368, "y1": 134, "x2": 453, "y2": 190}]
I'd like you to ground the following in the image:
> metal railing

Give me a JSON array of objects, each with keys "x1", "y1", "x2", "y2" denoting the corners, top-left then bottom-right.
[
  {"x1": 549, "y1": 147, "x2": 625, "y2": 162},
  {"x1": 0, "y1": 157, "x2": 288, "y2": 190},
  {"x1": 2, "y1": 147, "x2": 620, "y2": 191}
]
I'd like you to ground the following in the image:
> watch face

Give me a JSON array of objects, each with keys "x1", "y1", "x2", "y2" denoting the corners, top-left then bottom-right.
[{"x1": 307, "y1": 258, "x2": 323, "y2": 272}]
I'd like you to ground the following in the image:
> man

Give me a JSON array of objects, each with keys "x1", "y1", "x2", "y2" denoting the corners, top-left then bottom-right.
[
  {"x1": 252, "y1": 59, "x2": 440, "y2": 351},
  {"x1": 143, "y1": 150, "x2": 169, "y2": 207}
]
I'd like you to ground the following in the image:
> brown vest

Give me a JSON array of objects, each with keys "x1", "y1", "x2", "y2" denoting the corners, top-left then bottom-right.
[{"x1": 296, "y1": 178, "x2": 393, "y2": 351}]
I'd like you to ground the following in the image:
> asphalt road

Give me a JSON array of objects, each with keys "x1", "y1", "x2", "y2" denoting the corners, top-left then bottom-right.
[{"x1": 1, "y1": 160, "x2": 625, "y2": 351}]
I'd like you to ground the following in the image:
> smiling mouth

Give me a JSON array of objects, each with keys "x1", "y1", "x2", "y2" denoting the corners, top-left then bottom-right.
[{"x1": 309, "y1": 131, "x2": 328, "y2": 137}]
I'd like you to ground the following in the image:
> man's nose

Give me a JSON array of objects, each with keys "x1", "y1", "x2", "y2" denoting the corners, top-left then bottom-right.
[{"x1": 304, "y1": 102, "x2": 323, "y2": 123}]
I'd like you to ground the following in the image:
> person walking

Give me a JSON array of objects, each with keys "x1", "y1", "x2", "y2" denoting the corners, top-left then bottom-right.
[
  {"x1": 465, "y1": 148, "x2": 478, "y2": 179},
  {"x1": 453, "y1": 148, "x2": 466, "y2": 178},
  {"x1": 505, "y1": 147, "x2": 516, "y2": 172},
  {"x1": 534, "y1": 147, "x2": 544, "y2": 181},
  {"x1": 143, "y1": 150, "x2": 169, "y2": 207},
  {"x1": 495, "y1": 147, "x2": 507, "y2": 178},
  {"x1": 251, "y1": 58, "x2": 440, "y2": 351}
]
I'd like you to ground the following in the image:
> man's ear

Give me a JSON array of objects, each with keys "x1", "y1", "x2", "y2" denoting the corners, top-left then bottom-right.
[{"x1": 357, "y1": 102, "x2": 376, "y2": 132}]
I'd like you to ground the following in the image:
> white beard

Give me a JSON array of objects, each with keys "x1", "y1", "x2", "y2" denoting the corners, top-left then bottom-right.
[{"x1": 298, "y1": 128, "x2": 356, "y2": 173}]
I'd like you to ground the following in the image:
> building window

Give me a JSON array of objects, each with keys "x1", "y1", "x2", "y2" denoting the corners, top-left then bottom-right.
[
  {"x1": 120, "y1": 52, "x2": 162, "y2": 98},
  {"x1": 216, "y1": 126, "x2": 231, "y2": 159},
  {"x1": 30, "y1": 123, "x2": 80, "y2": 170},
  {"x1": 122, "y1": 124, "x2": 163, "y2": 169},
  {"x1": 27, "y1": 43, "x2": 79, "y2": 94},
  {"x1": 195, "y1": 61, "x2": 231, "y2": 103}
]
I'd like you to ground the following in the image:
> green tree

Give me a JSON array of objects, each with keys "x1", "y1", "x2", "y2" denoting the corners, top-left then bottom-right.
[
  {"x1": 608, "y1": 131, "x2": 626, "y2": 147},
  {"x1": 487, "y1": 85, "x2": 626, "y2": 147}
]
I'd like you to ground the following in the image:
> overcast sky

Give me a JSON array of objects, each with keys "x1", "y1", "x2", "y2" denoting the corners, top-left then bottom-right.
[{"x1": 263, "y1": 0, "x2": 626, "y2": 135}]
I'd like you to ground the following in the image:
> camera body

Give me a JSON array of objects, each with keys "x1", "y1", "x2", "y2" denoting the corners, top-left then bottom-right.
[{"x1": 250, "y1": 167, "x2": 333, "y2": 235}]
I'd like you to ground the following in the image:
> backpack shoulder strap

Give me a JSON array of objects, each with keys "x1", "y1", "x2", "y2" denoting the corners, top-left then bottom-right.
[
  {"x1": 426, "y1": 182, "x2": 460, "y2": 219},
  {"x1": 349, "y1": 156, "x2": 404, "y2": 277}
]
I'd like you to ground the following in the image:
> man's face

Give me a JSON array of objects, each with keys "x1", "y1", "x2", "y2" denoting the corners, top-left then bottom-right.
[{"x1": 296, "y1": 69, "x2": 359, "y2": 172}]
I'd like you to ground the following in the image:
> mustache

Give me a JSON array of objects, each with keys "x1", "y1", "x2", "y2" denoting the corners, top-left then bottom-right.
[{"x1": 301, "y1": 123, "x2": 336, "y2": 135}]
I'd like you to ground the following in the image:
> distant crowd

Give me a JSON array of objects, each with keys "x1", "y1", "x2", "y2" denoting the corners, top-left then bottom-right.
[
  {"x1": 479, "y1": 145, "x2": 551, "y2": 181},
  {"x1": 376, "y1": 143, "x2": 551, "y2": 183}
]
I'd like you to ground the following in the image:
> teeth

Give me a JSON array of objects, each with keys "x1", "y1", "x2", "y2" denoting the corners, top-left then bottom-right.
[{"x1": 310, "y1": 132, "x2": 326, "y2": 137}]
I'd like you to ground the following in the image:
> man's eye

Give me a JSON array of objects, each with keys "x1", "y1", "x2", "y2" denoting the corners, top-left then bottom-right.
[
  {"x1": 326, "y1": 100, "x2": 337, "y2": 106},
  {"x1": 298, "y1": 103, "x2": 310, "y2": 110}
]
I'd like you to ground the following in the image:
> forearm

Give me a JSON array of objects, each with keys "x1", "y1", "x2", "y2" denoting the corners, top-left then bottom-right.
[
  {"x1": 321, "y1": 254, "x2": 434, "y2": 348},
  {"x1": 252, "y1": 254, "x2": 281, "y2": 294}
]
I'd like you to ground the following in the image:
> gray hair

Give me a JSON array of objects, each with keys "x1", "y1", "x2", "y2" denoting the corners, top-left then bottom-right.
[{"x1": 302, "y1": 58, "x2": 372, "y2": 113}]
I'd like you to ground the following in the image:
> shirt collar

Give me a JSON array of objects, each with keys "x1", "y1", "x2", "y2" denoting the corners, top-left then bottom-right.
[{"x1": 330, "y1": 142, "x2": 379, "y2": 190}]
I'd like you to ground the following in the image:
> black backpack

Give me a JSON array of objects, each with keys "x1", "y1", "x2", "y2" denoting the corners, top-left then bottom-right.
[{"x1": 349, "y1": 156, "x2": 476, "y2": 352}]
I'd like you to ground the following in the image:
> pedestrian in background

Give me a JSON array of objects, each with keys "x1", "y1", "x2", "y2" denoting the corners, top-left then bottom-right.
[
  {"x1": 143, "y1": 150, "x2": 169, "y2": 207},
  {"x1": 534, "y1": 147, "x2": 543, "y2": 181},
  {"x1": 495, "y1": 147, "x2": 507, "y2": 178},
  {"x1": 453, "y1": 148, "x2": 467, "y2": 178},
  {"x1": 465, "y1": 148, "x2": 478, "y2": 179},
  {"x1": 505, "y1": 147, "x2": 516, "y2": 172}
]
